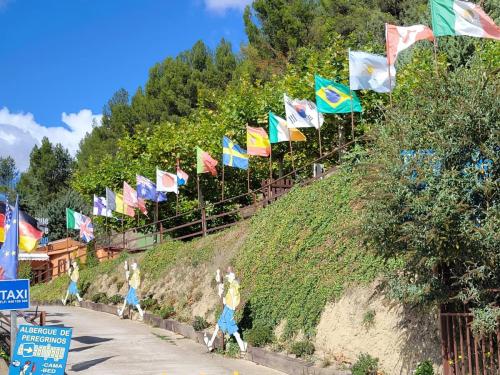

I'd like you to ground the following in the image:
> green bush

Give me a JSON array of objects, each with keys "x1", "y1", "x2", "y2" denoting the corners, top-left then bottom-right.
[
  {"x1": 91, "y1": 293, "x2": 109, "y2": 304},
  {"x1": 244, "y1": 325, "x2": 274, "y2": 347},
  {"x1": 157, "y1": 305, "x2": 175, "y2": 319},
  {"x1": 471, "y1": 306, "x2": 500, "y2": 338},
  {"x1": 193, "y1": 316, "x2": 209, "y2": 331},
  {"x1": 362, "y1": 309, "x2": 376, "y2": 329},
  {"x1": 108, "y1": 294, "x2": 123, "y2": 305},
  {"x1": 140, "y1": 296, "x2": 159, "y2": 311},
  {"x1": 414, "y1": 360, "x2": 434, "y2": 375},
  {"x1": 18, "y1": 261, "x2": 32, "y2": 280},
  {"x1": 290, "y1": 341, "x2": 315, "y2": 358},
  {"x1": 351, "y1": 353, "x2": 380, "y2": 375}
]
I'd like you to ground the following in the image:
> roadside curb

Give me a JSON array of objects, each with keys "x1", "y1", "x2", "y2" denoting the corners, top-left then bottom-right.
[{"x1": 36, "y1": 301, "x2": 350, "y2": 375}]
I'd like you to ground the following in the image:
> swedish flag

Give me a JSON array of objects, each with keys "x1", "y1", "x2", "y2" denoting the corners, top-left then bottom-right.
[
  {"x1": 315, "y1": 75, "x2": 362, "y2": 114},
  {"x1": 223, "y1": 136, "x2": 249, "y2": 170}
]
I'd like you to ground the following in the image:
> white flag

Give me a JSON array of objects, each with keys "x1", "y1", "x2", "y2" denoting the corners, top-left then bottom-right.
[
  {"x1": 349, "y1": 50, "x2": 396, "y2": 93},
  {"x1": 156, "y1": 168, "x2": 178, "y2": 194},
  {"x1": 284, "y1": 94, "x2": 324, "y2": 129}
]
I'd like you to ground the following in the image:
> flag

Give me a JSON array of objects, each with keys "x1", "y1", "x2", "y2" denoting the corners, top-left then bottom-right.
[
  {"x1": 0, "y1": 201, "x2": 42, "y2": 252},
  {"x1": 349, "y1": 51, "x2": 396, "y2": 93},
  {"x1": 157, "y1": 168, "x2": 179, "y2": 194},
  {"x1": 136, "y1": 175, "x2": 167, "y2": 202},
  {"x1": 79, "y1": 215, "x2": 94, "y2": 243},
  {"x1": 430, "y1": 0, "x2": 500, "y2": 39},
  {"x1": 386, "y1": 24, "x2": 435, "y2": 65},
  {"x1": 223, "y1": 136, "x2": 249, "y2": 170},
  {"x1": 284, "y1": 94, "x2": 324, "y2": 129},
  {"x1": 0, "y1": 197, "x2": 19, "y2": 280},
  {"x1": 93, "y1": 195, "x2": 112, "y2": 217},
  {"x1": 196, "y1": 147, "x2": 218, "y2": 176},
  {"x1": 246, "y1": 126, "x2": 271, "y2": 157},
  {"x1": 106, "y1": 188, "x2": 117, "y2": 211},
  {"x1": 123, "y1": 182, "x2": 138, "y2": 208},
  {"x1": 66, "y1": 208, "x2": 84, "y2": 230},
  {"x1": 137, "y1": 198, "x2": 148, "y2": 216},
  {"x1": 315, "y1": 75, "x2": 363, "y2": 114},
  {"x1": 269, "y1": 112, "x2": 306, "y2": 143},
  {"x1": 115, "y1": 193, "x2": 135, "y2": 217},
  {"x1": 176, "y1": 167, "x2": 189, "y2": 186}
]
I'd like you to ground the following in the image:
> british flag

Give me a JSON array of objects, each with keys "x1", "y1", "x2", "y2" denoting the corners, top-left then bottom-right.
[{"x1": 79, "y1": 215, "x2": 94, "y2": 243}]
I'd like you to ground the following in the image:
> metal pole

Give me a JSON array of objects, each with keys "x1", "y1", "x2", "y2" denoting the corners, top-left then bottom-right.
[
  {"x1": 289, "y1": 140, "x2": 297, "y2": 178},
  {"x1": 268, "y1": 146, "x2": 273, "y2": 201},
  {"x1": 316, "y1": 115, "x2": 323, "y2": 157},
  {"x1": 10, "y1": 311, "x2": 16, "y2": 361},
  {"x1": 247, "y1": 160, "x2": 251, "y2": 193},
  {"x1": 350, "y1": 91, "x2": 355, "y2": 143},
  {"x1": 221, "y1": 163, "x2": 225, "y2": 201},
  {"x1": 196, "y1": 174, "x2": 201, "y2": 209}
]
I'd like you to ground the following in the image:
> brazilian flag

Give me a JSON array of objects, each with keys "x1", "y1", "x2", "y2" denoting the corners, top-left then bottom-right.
[{"x1": 315, "y1": 75, "x2": 362, "y2": 114}]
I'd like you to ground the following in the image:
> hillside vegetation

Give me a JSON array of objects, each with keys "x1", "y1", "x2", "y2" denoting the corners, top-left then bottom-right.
[{"x1": 32, "y1": 164, "x2": 393, "y2": 337}]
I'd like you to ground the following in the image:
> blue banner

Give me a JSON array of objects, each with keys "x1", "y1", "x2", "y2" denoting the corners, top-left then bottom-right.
[
  {"x1": 0, "y1": 279, "x2": 30, "y2": 310},
  {"x1": 10, "y1": 325, "x2": 72, "y2": 375}
]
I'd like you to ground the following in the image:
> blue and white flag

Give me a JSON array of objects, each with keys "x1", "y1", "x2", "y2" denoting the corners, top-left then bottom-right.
[
  {"x1": 0, "y1": 196, "x2": 19, "y2": 279},
  {"x1": 93, "y1": 195, "x2": 112, "y2": 217},
  {"x1": 349, "y1": 50, "x2": 396, "y2": 93},
  {"x1": 137, "y1": 175, "x2": 168, "y2": 202}
]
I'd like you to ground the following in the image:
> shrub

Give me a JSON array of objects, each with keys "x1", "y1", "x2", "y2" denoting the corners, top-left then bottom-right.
[
  {"x1": 351, "y1": 353, "x2": 380, "y2": 375},
  {"x1": 157, "y1": 305, "x2": 175, "y2": 319},
  {"x1": 471, "y1": 306, "x2": 500, "y2": 338},
  {"x1": 18, "y1": 261, "x2": 32, "y2": 280},
  {"x1": 362, "y1": 309, "x2": 376, "y2": 329},
  {"x1": 193, "y1": 316, "x2": 209, "y2": 331},
  {"x1": 108, "y1": 294, "x2": 123, "y2": 305},
  {"x1": 91, "y1": 293, "x2": 109, "y2": 304},
  {"x1": 414, "y1": 360, "x2": 434, "y2": 375},
  {"x1": 244, "y1": 325, "x2": 274, "y2": 347},
  {"x1": 290, "y1": 341, "x2": 315, "y2": 358},
  {"x1": 141, "y1": 296, "x2": 159, "y2": 311}
]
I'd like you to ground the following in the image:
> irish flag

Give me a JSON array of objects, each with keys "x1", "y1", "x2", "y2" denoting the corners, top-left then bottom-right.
[
  {"x1": 66, "y1": 208, "x2": 84, "y2": 230},
  {"x1": 431, "y1": 0, "x2": 500, "y2": 39},
  {"x1": 269, "y1": 112, "x2": 306, "y2": 144}
]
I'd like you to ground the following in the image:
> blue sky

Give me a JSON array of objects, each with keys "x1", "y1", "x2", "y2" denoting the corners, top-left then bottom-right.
[{"x1": 0, "y1": 0, "x2": 250, "y2": 169}]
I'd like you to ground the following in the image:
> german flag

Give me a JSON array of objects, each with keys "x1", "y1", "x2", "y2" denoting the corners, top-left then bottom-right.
[{"x1": 0, "y1": 202, "x2": 43, "y2": 252}]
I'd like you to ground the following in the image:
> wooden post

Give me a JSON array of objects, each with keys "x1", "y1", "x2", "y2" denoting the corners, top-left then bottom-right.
[
  {"x1": 316, "y1": 115, "x2": 323, "y2": 158},
  {"x1": 247, "y1": 161, "x2": 251, "y2": 193},
  {"x1": 268, "y1": 146, "x2": 273, "y2": 201},
  {"x1": 201, "y1": 206, "x2": 207, "y2": 237},
  {"x1": 40, "y1": 311, "x2": 46, "y2": 326},
  {"x1": 196, "y1": 174, "x2": 201, "y2": 209},
  {"x1": 289, "y1": 140, "x2": 297, "y2": 178},
  {"x1": 350, "y1": 91, "x2": 355, "y2": 143},
  {"x1": 159, "y1": 222, "x2": 163, "y2": 244}
]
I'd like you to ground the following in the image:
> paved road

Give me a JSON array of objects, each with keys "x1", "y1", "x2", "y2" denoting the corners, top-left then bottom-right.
[{"x1": 41, "y1": 305, "x2": 283, "y2": 375}]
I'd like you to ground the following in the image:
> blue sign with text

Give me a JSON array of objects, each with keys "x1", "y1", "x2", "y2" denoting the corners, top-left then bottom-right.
[
  {"x1": 9, "y1": 325, "x2": 72, "y2": 375},
  {"x1": 0, "y1": 279, "x2": 30, "y2": 310}
]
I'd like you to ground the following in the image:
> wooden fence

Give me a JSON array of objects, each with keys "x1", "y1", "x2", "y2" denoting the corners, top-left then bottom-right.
[{"x1": 440, "y1": 309, "x2": 500, "y2": 374}]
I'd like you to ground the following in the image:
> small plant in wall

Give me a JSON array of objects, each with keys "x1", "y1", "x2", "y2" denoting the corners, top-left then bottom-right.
[
  {"x1": 351, "y1": 353, "x2": 380, "y2": 375},
  {"x1": 414, "y1": 360, "x2": 434, "y2": 375},
  {"x1": 362, "y1": 309, "x2": 376, "y2": 330}
]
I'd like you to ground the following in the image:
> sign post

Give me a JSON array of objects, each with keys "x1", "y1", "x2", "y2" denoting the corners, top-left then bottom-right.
[{"x1": 9, "y1": 325, "x2": 72, "y2": 375}]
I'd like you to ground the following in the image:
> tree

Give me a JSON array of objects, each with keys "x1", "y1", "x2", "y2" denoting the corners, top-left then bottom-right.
[
  {"x1": 17, "y1": 138, "x2": 74, "y2": 213},
  {"x1": 0, "y1": 156, "x2": 17, "y2": 189},
  {"x1": 362, "y1": 42, "x2": 499, "y2": 309}
]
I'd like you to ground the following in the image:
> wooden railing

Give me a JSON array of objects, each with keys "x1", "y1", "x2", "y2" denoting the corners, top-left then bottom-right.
[{"x1": 440, "y1": 308, "x2": 500, "y2": 374}]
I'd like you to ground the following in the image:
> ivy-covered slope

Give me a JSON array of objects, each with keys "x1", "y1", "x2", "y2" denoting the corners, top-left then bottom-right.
[{"x1": 32, "y1": 166, "x2": 393, "y2": 337}]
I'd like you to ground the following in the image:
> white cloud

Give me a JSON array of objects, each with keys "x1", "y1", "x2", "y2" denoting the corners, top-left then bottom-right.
[
  {"x1": 0, "y1": 107, "x2": 102, "y2": 171},
  {"x1": 204, "y1": 0, "x2": 252, "y2": 13}
]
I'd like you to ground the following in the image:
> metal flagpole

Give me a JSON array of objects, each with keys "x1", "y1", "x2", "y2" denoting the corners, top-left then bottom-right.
[
  {"x1": 268, "y1": 146, "x2": 273, "y2": 201},
  {"x1": 10, "y1": 198, "x2": 19, "y2": 360},
  {"x1": 176, "y1": 158, "x2": 180, "y2": 215},
  {"x1": 385, "y1": 23, "x2": 394, "y2": 107},
  {"x1": 247, "y1": 159, "x2": 251, "y2": 193},
  {"x1": 196, "y1": 174, "x2": 201, "y2": 209},
  {"x1": 316, "y1": 113, "x2": 323, "y2": 157}
]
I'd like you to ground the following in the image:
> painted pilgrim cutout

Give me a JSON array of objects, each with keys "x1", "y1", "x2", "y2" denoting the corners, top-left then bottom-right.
[
  {"x1": 62, "y1": 260, "x2": 83, "y2": 305},
  {"x1": 204, "y1": 266, "x2": 248, "y2": 353},
  {"x1": 117, "y1": 259, "x2": 144, "y2": 319}
]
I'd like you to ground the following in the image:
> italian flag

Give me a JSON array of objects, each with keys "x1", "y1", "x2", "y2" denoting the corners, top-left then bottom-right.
[
  {"x1": 66, "y1": 208, "x2": 84, "y2": 230},
  {"x1": 431, "y1": 0, "x2": 500, "y2": 39}
]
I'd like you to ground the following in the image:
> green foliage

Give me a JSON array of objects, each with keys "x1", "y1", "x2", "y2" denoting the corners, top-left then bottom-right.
[
  {"x1": 91, "y1": 292, "x2": 109, "y2": 304},
  {"x1": 17, "y1": 137, "x2": 73, "y2": 213},
  {"x1": 0, "y1": 156, "x2": 17, "y2": 188},
  {"x1": 236, "y1": 168, "x2": 393, "y2": 337},
  {"x1": 108, "y1": 294, "x2": 123, "y2": 305},
  {"x1": 140, "y1": 296, "x2": 159, "y2": 311},
  {"x1": 193, "y1": 316, "x2": 209, "y2": 331},
  {"x1": 414, "y1": 360, "x2": 434, "y2": 375},
  {"x1": 471, "y1": 306, "x2": 500, "y2": 338},
  {"x1": 244, "y1": 324, "x2": 274, "y2": 347},
  {"x1": 157, "y1": 305, "x2": 175, "y2": 319},
  {"x1": 290, "y1": 341, "x2": 315, "y2": 358},
  {"x1": 362, "y1": 309, "x2": 376, "y2": 330},
  {"x1": 18, "y1": 261, "x2": 32, "y2": 281},
  {"x1": 351, "y1": 353, "x2": 380, "y2": 375},
  {"x1": 362, "y1": 41, "x2": 500, "y2": 308}
]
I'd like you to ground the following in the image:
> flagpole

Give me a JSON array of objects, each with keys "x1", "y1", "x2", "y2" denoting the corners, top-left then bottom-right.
[
  {"x1": 385, "y1": 23, "x2": 394, "y2": 107},
  {"x1": 433, "y1": 39, "x2": 439, "y2": 77},
  {"x1": 196, "y1": 174, "x2": 201, "y2": 209},
  {"x1": 247, "y1": 159, "x2": 251, "y2": 193},
  {"x1": 268, "y1": 146, "x2": 273, "y2": 201},
  {"x1": 350, "y1": 91, "x2": 355, "y2": 143},
  {"x1": 221, "y1": 161, "x2": 225, "y2": 201},
  {"x1": 176, "y1": 158, "x2": 180, "y2": 215},
  {"x1": 289, "y1": 140, "x2": 297, "y2": 178},
  {"x1": 316, "y1": 115, "x2": 323, "y2": 157}
]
